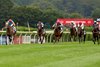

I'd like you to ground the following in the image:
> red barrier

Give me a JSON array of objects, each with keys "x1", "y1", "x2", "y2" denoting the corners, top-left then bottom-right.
[
  {"x1": 56, "y1": 18, "x2": 94, "y2": 26},
  {"x1": 13, "y1": 36, "x2": 22, "y2": 44}
]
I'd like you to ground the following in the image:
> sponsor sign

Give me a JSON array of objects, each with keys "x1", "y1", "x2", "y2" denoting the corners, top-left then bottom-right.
[{"x1": 56, "y1": 18, "x2": 94, "y2": 26}]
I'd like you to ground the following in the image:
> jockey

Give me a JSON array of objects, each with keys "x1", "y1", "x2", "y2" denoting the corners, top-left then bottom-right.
[
  {"x1": 5, "y1": 19, "x2": 16, "y2": 33},
  {"x1": 52, "y1": 22, "x2": 63, "y2": 34},
  {"x1": 93, "y1": 21, "x2": 99, "y2": 31},
  {"x1": 37, "y1": 21, "x2": 45, "y2": 33},
  {"x1": 37, "y1": 21, "x2": 44, "y2": 29},
  {"x1": 70, "y1": 21, "x2": 77, "y2": 31},
  {"x1": 58, "y1": 22, "x2": 63, "y2": 34},
  {"x1": 78, "y1": 22, "x2": 84, "y2": 31}
]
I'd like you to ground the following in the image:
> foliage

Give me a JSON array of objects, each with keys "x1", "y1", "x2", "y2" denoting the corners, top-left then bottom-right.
[
  {"x1": 0, "y1": 0, "x2": 100, "y2": 29},
  {"x1": 0, "y1": 0, "x2": 14, "y2": 28},
  {"x1": 69, "y1": 13, "x2": 83, "y2": 18},
  {"x1": 91, "y1": 8, "x2": 100, "y2": 19},
  {"x1": 11, "y1": 0, "x2": 100, "y2": 17},
  {"x1": 17, "y1": 26, "x2": 36, "y2": 31}
]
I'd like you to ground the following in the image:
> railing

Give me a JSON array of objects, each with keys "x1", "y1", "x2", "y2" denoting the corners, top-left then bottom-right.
[
  {"x1": 0, "y1": 31, "x2": 93, "y2": 45},
  {"x1": 0, "y1": 31, "x2": 93, "y2": 34}
]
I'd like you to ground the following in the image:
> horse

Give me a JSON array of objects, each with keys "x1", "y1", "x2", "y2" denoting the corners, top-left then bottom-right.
[
  {"x1": 37, "y1": 24, "x2": 45, "y2": 44},
  {"x1": 6, "y1": 26, "x2": 16, "y2": 45},
  {"x1": 52, "y1": 25, "x2": 63, "y2": 43},
  {"x1": 92, "y1": 28, "x2": 99, "y2": 44},
  {"x1": 70, "y1": 27, "x2": 77, "y2": 41},
  {"x1": 77, "y1": 27, "x2": 86, "y2": 43}
]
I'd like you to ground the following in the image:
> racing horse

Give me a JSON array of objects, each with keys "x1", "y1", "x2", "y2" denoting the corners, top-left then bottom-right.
[
  {"x1": 92, "y1": 28, "x2": 99, "y2": 44},
  {"x1": 52, "y1": 25, "x2": 63, "y2": 43},
  {"x1": 6, "y1": 26, "x2": 16, "y2": 45},
  {"x1": 77, "y1": 26, "x2": 86, "y2": 43},
  {"x1": 70, "y1": 27, "x2": 77, "y2": 41},
  {"x1": 37, "y1": 24, "x2": 45, "y2": 44}
]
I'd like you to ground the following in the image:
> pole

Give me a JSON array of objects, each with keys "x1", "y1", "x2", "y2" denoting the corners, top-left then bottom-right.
[{"x1": 27, "y1": 22, "x2": 30, "y2": 32}]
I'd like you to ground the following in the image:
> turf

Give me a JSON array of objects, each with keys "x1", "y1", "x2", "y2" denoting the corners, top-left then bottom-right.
[{"x1": 0, "y1": 42, "x2": 100, "y2": 67}]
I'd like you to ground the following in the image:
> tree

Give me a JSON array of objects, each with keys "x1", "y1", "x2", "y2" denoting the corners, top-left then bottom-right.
[
  {"x1": 0, "y1": 0, "x2": 14, "y2": 28},
  {"x1": 91, "y1": 8, "x2": 100, "y2": 19},
  {"x1": 69, "y1": 13, "x2": 83, "y2": 18},
  {"x1": 11, "y1": 6, "x2": 42, "y2": 27}
]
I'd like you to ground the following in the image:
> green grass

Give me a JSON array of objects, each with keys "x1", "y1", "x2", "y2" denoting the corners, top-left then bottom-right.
[{"x1": 0, "y1": 42, "x2": 100, "y2": 67}]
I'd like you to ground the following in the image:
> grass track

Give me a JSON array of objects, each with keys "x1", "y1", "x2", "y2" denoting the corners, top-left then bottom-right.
[{"x1": 0, "y1": 41, "x2": 100, "y2": 67}]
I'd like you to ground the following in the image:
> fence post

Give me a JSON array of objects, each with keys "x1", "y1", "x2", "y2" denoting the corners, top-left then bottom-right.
[
  {"x1": 0, "y1": 33, "x2": 3, "y2": 45},
  {"x1": 19, "y1": 33, "x2": 22, "y2": 44},
  {"x1": 47, "y1": 34, "x2": 49, "y2": 43},
  {"x1": 30, "y1": 33, "x2": 33, "y2": 44},
  {"x1": 34, "y1": 34, "x2": 37, "y2": 44},
  {"x1": 50, "y1": 34, "x2": 53, "y2": 43}
]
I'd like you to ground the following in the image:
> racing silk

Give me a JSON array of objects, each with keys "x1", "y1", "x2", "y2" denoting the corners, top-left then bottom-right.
[
  {"x1": 37, "y1": 22, "x2": 45, "y2": 34},
  {"x1": 37, "y1": 22, "x2": 44, "y2": 28},
  {"x1": 5, "y1": 19, "x2": 16, "y2": 33},
  {"x1": 53, "y1": 23, "x2": 63, "y2": 33},
  {"x1": 73, "y1": 23, "x2": 76, "y2": 28},
  {"x1": 53, "y1": 23, "x2": 63, "y2": 29},
  {"x1": 78, "y1": 23, "x2": 84, "y2": 30},
  {"x1": 70, "y1": 23, "x2": 77, "y2": 29},
  {"x1": 93, "y1": 23, "x2": 99, "y2": 29},
  {"x1": 59, "y1": 23, "x2": 63, "y2": 33},
  {"x1": 6, "y1": 19, "x2": 15, "y2": 27},
  {"x1": 70, "y1": 23, "x2": 74, "y2": 28}
]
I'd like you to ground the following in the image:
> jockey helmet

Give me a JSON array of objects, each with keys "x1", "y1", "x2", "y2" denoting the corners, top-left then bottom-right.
[
  {"x1": 79, "y1": 22, "x2": 82, "y2": 25},
  {"x1": 38, "y1": 21, "x2": 42, "y2": 24},
  {"x1": 8, "y1": 19, "x2": 12, "y2": 22},
  {"x1": 57, "y1": 22, "x2": 61, "y2": 25}
]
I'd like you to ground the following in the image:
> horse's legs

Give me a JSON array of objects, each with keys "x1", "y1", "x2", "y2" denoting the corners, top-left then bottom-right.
[
  {"x1": 58, "y1": 33, "x2": 62, "y2": 42},
  {"x1": 41, "y1": 35, "x2": 44, "y2": 44},
  {"x1": 79, "y1": 36, "x2": 81, "y2": 43},
  {"x1": 83, "y1": 34, "x2": 86, "y2": 43},
  {"x1": 39, "y1": 36, "x2": 42, "y2": 44},
  {"x1": 57, "y1": 37, "x2": 60, "y2": 42},
  {"x1": 97, "y1": 36, "x2": 99, "y2": 45},
  {"x1": 71, "y1": 35, "x2": 74, "y2": 42},
  {"x1": 6, "y1": 36, "x2": 8, "y2": 45},
  {"x1": 74, "y1": 35, "x2": 76, "y2": 41},
  {"x1": 37, "y1": 35, "x2": 41, "y2": 44},
  {"x1": 6, "y1": 35, "x2": 12, "y2": 45},
  {"x1": 9, "y1": 35, "x2": 13, "y2": 44},
  {"x1": 42, "y1": 35, "x2": 45, "y2": 43},
  {"x1": 54, "y1": 36, "x2": 57, "y2": 43},
  {"x1": 93, "y1": 36, "x2": 96, "y2": 44},
  {"x1": 78, "y1": 35, "x2": 82, "y2": 43}
]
